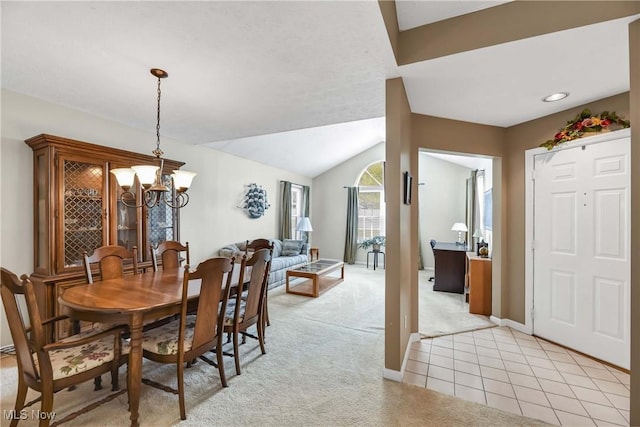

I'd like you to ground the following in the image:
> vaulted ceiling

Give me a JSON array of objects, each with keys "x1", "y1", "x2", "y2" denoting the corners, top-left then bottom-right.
[{"x1": 2, "y1": 2, "x2": 638, "y2": 177}]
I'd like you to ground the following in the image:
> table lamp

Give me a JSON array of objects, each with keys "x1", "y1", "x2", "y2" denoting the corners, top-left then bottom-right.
[
  {"x1": 296, "y1": 217, "x2": 313, "y2": 243},
  {"x1": 451, "y1": 222, "x2": 468, "y2": 246}
]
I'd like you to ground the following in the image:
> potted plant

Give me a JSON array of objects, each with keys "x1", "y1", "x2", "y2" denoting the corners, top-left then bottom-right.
[{"x1": 358, "y1": 236, "x2": 386, "y2": 252}]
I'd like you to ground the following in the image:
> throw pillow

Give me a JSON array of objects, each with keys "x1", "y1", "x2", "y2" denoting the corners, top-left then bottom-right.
[
  {"x1": 272, "y1": 239, "x2": 283, "y2": 258},
  {"x1": 218, "y1": 244, "x2": 242, "y2": 258},
  {"x1": 281, "y1": 239, "x2": 303, "y2": 257}
]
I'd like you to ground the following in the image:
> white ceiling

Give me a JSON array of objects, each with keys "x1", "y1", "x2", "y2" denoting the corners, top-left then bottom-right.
[{"x1": 1, "y1": 2, "x2": 637, "y2": 177}]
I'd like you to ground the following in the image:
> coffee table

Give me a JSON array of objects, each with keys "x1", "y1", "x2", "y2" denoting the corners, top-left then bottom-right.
[{"x1": 286, "y1": 259, "x2": 344, "y2": 297}]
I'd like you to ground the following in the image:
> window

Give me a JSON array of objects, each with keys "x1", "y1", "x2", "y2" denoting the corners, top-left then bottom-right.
[
  {"x1": 291, "y1": 184, "x2": 303, "y2": 239},
  {"x1": 357, "y1": 161, "x2": 385, "y2": 240}
]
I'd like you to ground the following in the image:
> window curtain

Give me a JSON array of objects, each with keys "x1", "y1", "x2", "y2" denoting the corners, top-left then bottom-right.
[
  {"x1": 465, "y1": 170, "x2": 478, "y2": 247},
  {"x1": 302, "y1": 185, "x2": 310, "y2": 217},
  {"x1": 466, "y1": 170, "x2": 485, "y2": 249},
  {"x1": 279, "y1": 181, "x2": 292, "y2": 240},
  {"x1": 343, "y1": 187, "x2": 359, "y2": 264}
]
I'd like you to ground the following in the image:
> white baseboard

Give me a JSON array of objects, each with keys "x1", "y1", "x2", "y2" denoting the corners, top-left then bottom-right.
[
  {"x1": 382, "y1": 332, "x2": 421, "y2": 383},
  {"x1": 490, "y1": 316, "x2": 532, "y2": 335}
]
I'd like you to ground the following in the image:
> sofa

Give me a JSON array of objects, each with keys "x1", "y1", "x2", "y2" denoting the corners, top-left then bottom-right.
[{"x1": 218, "y1": 238, "x2": 310, "y2": 290}]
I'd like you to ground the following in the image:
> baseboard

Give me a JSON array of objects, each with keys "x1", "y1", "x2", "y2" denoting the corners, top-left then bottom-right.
[
  {"x1": 489, "y1": 316, "x2": 532, "y2": 335},
  {"x1": 382, "y1": 332, "x2": 421, "y2": 383}
]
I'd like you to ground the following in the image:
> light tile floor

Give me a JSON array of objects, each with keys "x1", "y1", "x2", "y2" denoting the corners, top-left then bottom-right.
[{"x1": 403, "y1": 327, "x2": 630, "y2": 426}]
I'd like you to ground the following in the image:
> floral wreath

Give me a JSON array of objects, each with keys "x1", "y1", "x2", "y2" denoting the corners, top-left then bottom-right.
[{"x1": 540, "y1": 108, "x2": 630, "y2": 150}]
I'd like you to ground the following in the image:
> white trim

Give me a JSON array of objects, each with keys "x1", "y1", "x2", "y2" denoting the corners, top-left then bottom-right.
[
  {"x1": 490, "y1": 316, "x2": 531, "y2": 335},
  {"x1": 524, "y1": 128, "x2": 631, "y2": 339},
  {"x1": 382, "y1": 332, "x2": 421, "y2": 382}
]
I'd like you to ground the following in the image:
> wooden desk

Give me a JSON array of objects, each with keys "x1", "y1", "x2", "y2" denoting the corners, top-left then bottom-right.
[
  {"x1": 466, "y1": 253, "x2": 492, "y2": 315},
  {"x1": 58, "y1": 268, "x2": 196, "y2": 427},
  {"x1": 432, "y1": 242, "x2": 468, "y2": 294}
]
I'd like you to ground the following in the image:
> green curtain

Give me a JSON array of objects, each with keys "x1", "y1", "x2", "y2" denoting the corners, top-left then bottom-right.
[
  {"x1": 302, "y1": 185, "x2": 310, "y2": 217},
  {"x1": 465, "y1": 170, "x2": 478, "y2": 247},
  {"x1": 279, "y1": 181, "x2": 292, "y2": 240},
  {"x1": 343, "y1": 187, "x2": 359, "y2": 264}
]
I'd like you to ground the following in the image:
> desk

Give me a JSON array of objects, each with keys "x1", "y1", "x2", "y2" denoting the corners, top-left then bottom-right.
[
  {"x1": 59, "y1": 268, "x2": 195, "y2": 427},
  {"x1": 432, "y1": 242, "x2": 469, "y2": 294}
]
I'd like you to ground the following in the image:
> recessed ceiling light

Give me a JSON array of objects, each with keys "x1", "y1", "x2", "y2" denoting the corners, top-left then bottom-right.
[{"x1": 542, "y1": 92, "x2": 569, "y2": 102}]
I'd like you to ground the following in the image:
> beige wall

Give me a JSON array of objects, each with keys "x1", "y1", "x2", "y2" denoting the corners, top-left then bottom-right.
[
  {"x1": 0, "y1": 89, "x2": 311, "y2": 347},
  {"x1": 384, "y1": 78, "x2": 417, "y2": 371},
  {"x1": 418, "y1": 154, "x2": 473, "y2": 271},
  {"x1": 311, "y1": 142, "x2": 385, "y2": 262}
]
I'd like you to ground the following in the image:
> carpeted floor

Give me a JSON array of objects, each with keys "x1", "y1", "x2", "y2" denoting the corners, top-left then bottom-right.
[{"x1": 0, "y1": 264, "x2": 549, "y2": 426}]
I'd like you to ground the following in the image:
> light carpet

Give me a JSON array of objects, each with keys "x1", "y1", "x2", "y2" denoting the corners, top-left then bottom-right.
[{"x1": 0, "y1": 264, "x2": 549, "y2": 426}]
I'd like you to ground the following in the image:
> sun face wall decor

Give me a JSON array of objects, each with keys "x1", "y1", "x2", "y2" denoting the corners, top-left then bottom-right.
[{"x1": 239, "y1": 183, "x2": 270, "y2": 219}]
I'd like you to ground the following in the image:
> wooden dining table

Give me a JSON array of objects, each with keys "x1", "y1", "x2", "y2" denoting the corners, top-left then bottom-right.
[{"x1": 58, "y1": 267, "x2": 198, "y2": 427}]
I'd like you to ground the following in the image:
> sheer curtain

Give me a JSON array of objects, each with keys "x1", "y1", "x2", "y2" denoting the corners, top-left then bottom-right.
[
  {"x1": 343, "y1": 187, "x2": 359, "y2": 264},
  {"x1": 279, "y1": 181, "x2": 292, "y2": 240},
  {"x1": 466, "y1": 170, "x2": 486, "y2": 250}
]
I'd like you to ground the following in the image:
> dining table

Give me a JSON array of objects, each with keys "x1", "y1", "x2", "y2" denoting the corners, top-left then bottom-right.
[{"x1": 58, "y1": 267, "x2": 200, "y2": 427}]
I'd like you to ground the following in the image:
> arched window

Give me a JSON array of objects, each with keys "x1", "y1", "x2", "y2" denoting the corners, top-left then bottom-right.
[{"x1": 357, "y1": 161, "x2": 385, "y2": 240}]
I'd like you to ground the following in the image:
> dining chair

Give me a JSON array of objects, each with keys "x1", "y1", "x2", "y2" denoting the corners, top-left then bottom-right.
[
  {"x1": 82, "y1": 245, "x2": 139, "y2": 389},
  {"x1": 429, "y1": 239, "x2": 437, "y2": 282},
  {"x1": 1, "y1": 267, "x2": 127, "y2": 427},
  {"x1": 151, "y1": 241, "x2": 190, "y2": 271},
  {"x1": 224, "y1": 248, "x2": 271, "y2": 375},
  {"x1": 83, "y1": 245, "x2": 139, "y2": 284},
  {"x1": 244, "y1": 239, "x2": 274, "y2": 327},
  {"x1": 140, "y1": 257, "x2": 234, "y2": 420}
]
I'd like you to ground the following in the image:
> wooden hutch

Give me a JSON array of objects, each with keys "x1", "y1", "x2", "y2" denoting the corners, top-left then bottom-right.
[{"x1": 26, "y1": 134, "x2": 185, "y2": 340}]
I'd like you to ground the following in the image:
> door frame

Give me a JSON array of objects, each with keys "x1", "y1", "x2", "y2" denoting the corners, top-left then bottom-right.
[{"x1": 524, "y1": 128, "x2": 631, "y2": 336}]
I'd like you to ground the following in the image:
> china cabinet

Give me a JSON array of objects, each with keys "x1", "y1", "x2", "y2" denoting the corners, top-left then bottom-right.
[{"x1": 26, "y1": 134, "x2": 185, "y2": 339}]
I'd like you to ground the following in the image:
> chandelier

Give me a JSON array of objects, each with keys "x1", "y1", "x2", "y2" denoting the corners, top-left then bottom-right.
[{"x1": 111, "y1": 68, "x2": 196, "y2": 209}]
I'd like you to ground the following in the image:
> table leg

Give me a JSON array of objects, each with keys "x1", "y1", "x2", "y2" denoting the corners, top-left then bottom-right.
[{"x1": 128, "y1": 312, "x2": 144, "y2": 427}]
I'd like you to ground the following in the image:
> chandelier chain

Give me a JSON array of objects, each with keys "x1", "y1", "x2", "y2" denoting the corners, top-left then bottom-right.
[{"x1": 153, "y1": 75, "x2": 164, "y2": 158}]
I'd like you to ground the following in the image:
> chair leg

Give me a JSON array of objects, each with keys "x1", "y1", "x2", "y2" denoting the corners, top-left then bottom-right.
[
  {"x1": 264, "y1": 293, "x2": 270, "y2": 327},
  {"x1": 93, "y1": 375, "x2": 102, "y2": 391},
  {"x1": 111, "y1": 365, "x2": 119, "y2": 391},
  {"x1": 177, "y1": 361, "x2": 186, "y2": 420},
  {"x1": 216, "y1": 344, "x2": 228, "y2": 387},
  {"x1": 233, "y1": 329, "x2": 241, "y2": 375},
  {"x1": 257, "y1": 318, "x2": 266, "y2": 355},
  {"x1": 39, "y1": 386, "x2": 54, "y2": 427},
  {"x1": 10, "y1": 380, "x2": 28, "y2": 427}
]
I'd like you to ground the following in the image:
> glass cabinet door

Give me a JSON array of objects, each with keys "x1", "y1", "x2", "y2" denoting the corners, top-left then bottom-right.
[
  {"x1": 59, "y1": 156, "x2": 107, "y2": 271},
  {"x1": 146, "y1": 173, "x2": 178, "y2": 254},
  {"x1": 115, "y1": 183, "x2": 141, "y2": 255}
]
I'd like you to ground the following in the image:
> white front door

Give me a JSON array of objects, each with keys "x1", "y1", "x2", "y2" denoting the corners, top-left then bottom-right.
[{"x1": 533, "y1": 135, "x2": 630, "y2": 369}]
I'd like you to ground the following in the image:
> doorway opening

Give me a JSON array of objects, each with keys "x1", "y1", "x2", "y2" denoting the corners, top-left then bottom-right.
[{"x1": 418, "y1": 150, "x2": 499, "y2": 337}]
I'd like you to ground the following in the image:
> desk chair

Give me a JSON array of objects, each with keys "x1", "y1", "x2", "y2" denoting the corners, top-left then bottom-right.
[{"x1": 429, "y1": 240, "x2": 436, "y2": 282}]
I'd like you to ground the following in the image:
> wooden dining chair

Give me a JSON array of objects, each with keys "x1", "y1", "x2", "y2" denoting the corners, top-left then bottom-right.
[
  {"x1": 244, "y1": 239, "x2": 274, "y2": 327},
  {"x1": 1, "y1": 267, "x2": 127, "y2": 427},
  {"x1": 140, "y1": 257, "x2": 234, "y2": 420},
  {"x1": 224, "y1": 248, "x2": 271, "y2": 375},
  {"x1": 83, "y1": 245, "x2": 139, "y2": 284},
  {"x1": 151, "y1": 241, "x2": 190, "y2": 271}
]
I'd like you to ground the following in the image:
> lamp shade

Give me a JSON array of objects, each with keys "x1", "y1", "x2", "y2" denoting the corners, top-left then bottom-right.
[
  {"x1": 110, "y1": 168, "x2": 136, "y2": 189},
  {"x1": 131, "y1": 165, "x2": 160, "y2": 187},
  {"x1": 296, "y1": 217, "x2": 313, "y2": 232},
  {"x1": 172, "y1": 170, "x2": 197, "y2": 192},
  {"x1": 472, "y1": 229, "x2": 484, "y2": 238},
  {"x1": 451, "y1": 222, "x2": 468, "y2": 232}
]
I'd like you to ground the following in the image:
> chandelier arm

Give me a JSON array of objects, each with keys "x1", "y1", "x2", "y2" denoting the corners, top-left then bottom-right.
[
  {"x1": 119, "y1": 190, "x2": 146, "y2": 208},
  {"x1": 162, "y1": 192, "x2": 189, "y2": 209}
]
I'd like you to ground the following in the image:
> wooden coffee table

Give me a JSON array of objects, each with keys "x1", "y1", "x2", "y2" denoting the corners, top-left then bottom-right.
[{"x1": 286, "y1": 259, "x2": 344, "y2": 297}]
